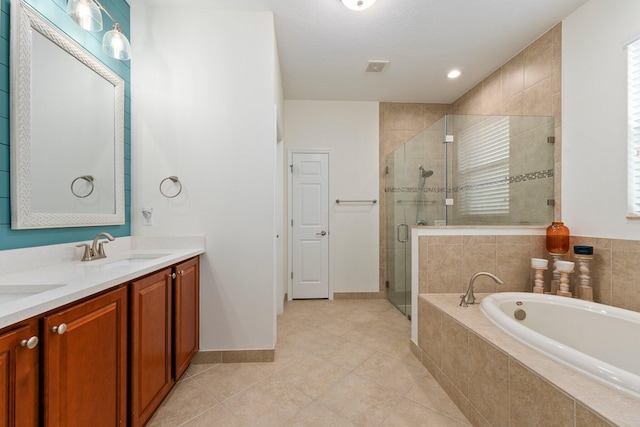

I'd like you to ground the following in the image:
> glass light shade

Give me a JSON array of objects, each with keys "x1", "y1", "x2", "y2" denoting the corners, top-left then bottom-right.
[
  {"x1": 67, "y1": 0, "x2": 103, "y2": 32},
  {"x1": 341, "y1": 0, "x2": 377, "y2": 11},
  {"x1": 102, "y1": 24, "x2": 132, "y2": 61}
]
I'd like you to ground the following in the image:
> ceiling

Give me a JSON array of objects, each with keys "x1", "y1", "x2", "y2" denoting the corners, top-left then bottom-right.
[{"x1": 139, "y1": 0, "x2": 589, "y2": 103}]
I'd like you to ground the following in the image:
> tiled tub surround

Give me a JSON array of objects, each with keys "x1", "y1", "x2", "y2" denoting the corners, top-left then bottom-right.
[
  {"x1": 416, "y1": 294, "x2": 640, "y2": 427},
  {"x1": 414, "y1": 231, "x2": 640, "y2": 318},
  {"x1": 0, "y1": 236, "x2": 205, "y2": 329},
  {"x1": 410, "y1": 227, "x2": 548, "y2": 341}
]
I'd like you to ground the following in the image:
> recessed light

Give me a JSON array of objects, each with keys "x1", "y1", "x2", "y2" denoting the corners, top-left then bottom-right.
[{"x1": 447, "y1": 69, "x2": 461, "y2": 79}]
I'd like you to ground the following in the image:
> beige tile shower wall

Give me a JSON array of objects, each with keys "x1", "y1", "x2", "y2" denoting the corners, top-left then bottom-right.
[
  {"x1": 379, "y1": 103, "x2": 451, "y2": 292},
  {"x1": 418, "y1": 233, "x2": 640, "y2": 313},
  {"x1": 379, "y1": 24, "x2": 563, "y2": 292},
  {"x1": 451, "y1": 23, "x2": 563, "y2": 220}
]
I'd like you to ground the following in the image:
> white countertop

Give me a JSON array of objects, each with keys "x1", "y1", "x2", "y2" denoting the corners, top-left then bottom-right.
[{"x1": 0, "y1": 236, "x2": 205, "y2": 329}]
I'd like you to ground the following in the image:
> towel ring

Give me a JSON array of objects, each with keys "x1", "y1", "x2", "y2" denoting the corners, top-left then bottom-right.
[
  {"x1": 71, "y1": 175, "x2": 94, "y2": 198},
  {"x1": 160, "y1": 176, "x2": 182, "y2": 198}
]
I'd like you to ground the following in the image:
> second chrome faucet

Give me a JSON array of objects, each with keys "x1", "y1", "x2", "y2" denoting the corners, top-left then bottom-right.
[
  {"x1": 460, "y1": 272, "x2": 504, "y2": 307},
  {"x1": 77, "y1": 232, "x2": 115, "y2": 261}
]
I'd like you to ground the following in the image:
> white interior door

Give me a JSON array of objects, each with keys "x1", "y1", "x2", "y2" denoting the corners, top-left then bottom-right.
[{"x1": 291, "y1": 153, "x2": 329, "y2": 299}]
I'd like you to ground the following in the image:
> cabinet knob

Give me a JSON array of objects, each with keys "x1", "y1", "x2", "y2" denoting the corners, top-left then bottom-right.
[
  {"x1": 171, "y1": 273, "x2": 176, "y2": 279},
  {"x1": 20, "y1": 336, "x2": 39, "y2": 349},
  {"x1": 179, "y1": 270, "x2": 184, "y2": 276},
  {"x1": 51, "y1": 324, "x2": 67, "y2": 335}
]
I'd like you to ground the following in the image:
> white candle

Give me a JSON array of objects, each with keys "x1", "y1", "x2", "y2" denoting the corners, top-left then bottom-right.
[
  {"x1": 556, "y1": 260, "x2": 575, "y2": 272},
  {"x1": 531, "y1": 258, "x2": 548, "y2": 269}
]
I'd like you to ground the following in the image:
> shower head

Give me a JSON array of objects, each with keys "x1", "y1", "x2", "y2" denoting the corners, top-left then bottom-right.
[{"x1": 419, "y1": 166, "x2": 434, "y2": 178}]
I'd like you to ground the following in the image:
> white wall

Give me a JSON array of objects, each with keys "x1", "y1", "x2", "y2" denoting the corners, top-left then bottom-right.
[
  {"x1": 563, "y1": 0, "x2": 640, "y2": 239},
  {"x1": 131, "y1": 4, "x2": 282, "y2": 351},
  {"x1": 284, "y1": 101, "x2": 379, "y2": 295}
]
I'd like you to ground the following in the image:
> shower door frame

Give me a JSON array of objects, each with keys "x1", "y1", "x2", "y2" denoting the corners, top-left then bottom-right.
[{"x1": 385, "y1": 116, "x2": 449, "y2": 317}]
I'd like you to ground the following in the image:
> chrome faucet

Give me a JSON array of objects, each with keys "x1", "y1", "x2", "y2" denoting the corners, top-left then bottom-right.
[
  {"x1": 460, "y1": 272, "x2": 504, "y2": 307},
  {"x1": 76, "y1": 232, "x2": 115, "y2": 261}
]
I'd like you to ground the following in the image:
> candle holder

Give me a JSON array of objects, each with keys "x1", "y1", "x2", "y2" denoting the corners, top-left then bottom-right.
[
  {"x1": 531, "y1": 258, "x2": 548, "y2": 294},
  {"x1": 556, "y1": 260, "x2": 574, "y2": 298},
  {"x1": 549, "y1": 253, "x2": 565, "y2": 295},
  {"x1": 575, "y1": 253, "x2": 594, "y2": 301}
]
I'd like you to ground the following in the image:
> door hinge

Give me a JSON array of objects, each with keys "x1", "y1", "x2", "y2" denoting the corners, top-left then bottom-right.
[
  {"x1": 385, "y1": 166, "x2": 389, "y2": 175},
  {"x1": 385, "y1": 280, "x2": 390, "y2": 289},
  {"x1": 291, "y1": 219, "x2": 293, "y2": 227},
  {"x1": 290, "y1": 164, "x2": 293, "y2": 173},
  {"x1": 291, "y1": 272, "x2": 293, "y2": 280}
]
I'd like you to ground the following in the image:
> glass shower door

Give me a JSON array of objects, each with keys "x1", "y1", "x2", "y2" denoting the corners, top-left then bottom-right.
[
  {"x1": 385, "y1": 145, "x2": 409, "y2": 316},
  {"x1": 385, "y1": 113, "x2": 555, "y2": 316},
  {"x1": 385, "y1": 116, "x2": 448, "y2": 317}
]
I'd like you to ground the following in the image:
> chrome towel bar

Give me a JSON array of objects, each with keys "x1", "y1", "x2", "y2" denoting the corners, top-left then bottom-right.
[{"x1": 335, "y1": 199, "x2": 377, "y2": 204}]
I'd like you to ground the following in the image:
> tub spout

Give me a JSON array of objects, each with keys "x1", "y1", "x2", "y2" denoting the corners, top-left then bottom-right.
[{"x1": 460, "y1": 272, "x2": 504, "y2": 307}]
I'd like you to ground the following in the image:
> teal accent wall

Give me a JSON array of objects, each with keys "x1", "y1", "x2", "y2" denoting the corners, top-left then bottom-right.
[{"x1": 0, "y1": 0, "x2": 131, "y2": 250}]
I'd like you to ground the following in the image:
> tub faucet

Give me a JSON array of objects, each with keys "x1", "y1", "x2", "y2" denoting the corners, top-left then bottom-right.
[
  {"x1": 76, "y1": 232, "x2": 115, "y2": 261},
  {"x1": 460, "y1": 272, "x2": 504, "y2": 307}
]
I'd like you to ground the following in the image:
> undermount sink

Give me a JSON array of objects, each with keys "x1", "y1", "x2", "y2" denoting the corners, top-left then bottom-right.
[
  {"x1": 95, "y1": 254, "x2": 170, "y2": 270},
  {"x1": 0, "y1": 284, "x2": 65, "y2": 304}
]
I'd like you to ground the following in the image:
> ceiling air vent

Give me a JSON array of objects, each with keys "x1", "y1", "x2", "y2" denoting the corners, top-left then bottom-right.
[{"x1": 365, "y1": 60, "x2": 389, "y2": 73}]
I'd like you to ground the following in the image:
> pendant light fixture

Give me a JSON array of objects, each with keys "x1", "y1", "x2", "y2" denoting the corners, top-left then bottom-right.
[
  {"x1": 66, "y1": 0, "x2": 132, "y2": 61},
  {"x1": 341, "y1": 0, "x2": 377, "y2": 11}
]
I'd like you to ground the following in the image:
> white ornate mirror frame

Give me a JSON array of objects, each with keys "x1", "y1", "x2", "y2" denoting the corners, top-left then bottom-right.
[{"x1": 10, "y1": 0, "x2": 125, "y2": 229}]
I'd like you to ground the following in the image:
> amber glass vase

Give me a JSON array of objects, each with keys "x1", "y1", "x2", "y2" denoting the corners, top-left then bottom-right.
[{"x1": 546, "y1": 222, "x2": 570, "y2": 254}]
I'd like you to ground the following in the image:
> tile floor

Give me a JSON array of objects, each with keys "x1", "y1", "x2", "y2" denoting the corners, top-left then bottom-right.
[{"x1": 148, "y1": 298, "x2": 471, "y2": 426}]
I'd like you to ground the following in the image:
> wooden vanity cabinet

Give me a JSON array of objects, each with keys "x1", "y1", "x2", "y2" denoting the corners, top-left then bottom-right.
[
  {"x1": 0, "y1": 255, "x2": 199, "y2": 427},
  {"x1": 129, "y1": 256, "x2": 201, "y2": 427},
  {"x1": 0, "y1": 319, "x2": 39, "y2": 427},
  {"x1": 42, "y1": 285, "x2": 128, "y2": 427},
  {"x1": 173, "y1": 257, "x2": 199, "y2": 380},
  {"x1": 130, "y1": 268, "x2": 174, "y2": 427}
]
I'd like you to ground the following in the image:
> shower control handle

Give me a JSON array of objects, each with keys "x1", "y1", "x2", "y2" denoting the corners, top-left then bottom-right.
[{"x1": 316, "y1": 231, "x2": 327, "y2": 236}]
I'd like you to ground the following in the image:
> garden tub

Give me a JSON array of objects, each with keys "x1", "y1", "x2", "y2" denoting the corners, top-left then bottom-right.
[{"x1": 480, "y1": 292, "x2": 640, "y2": 399}]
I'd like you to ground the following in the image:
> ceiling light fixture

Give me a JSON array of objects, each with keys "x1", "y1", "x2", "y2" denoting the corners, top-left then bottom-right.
[
  {"x1": 66, "y1": 0, "x2": 132, "y2": 61},
  {"x1": 447, "y1": 69, "x2": 461, "y2": 79},
  {"x1": 341, "y1": 0, "x2": 377, "y2": 11}
]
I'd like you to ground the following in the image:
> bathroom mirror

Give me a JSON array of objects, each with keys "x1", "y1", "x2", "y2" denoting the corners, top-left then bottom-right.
[{"x1": 10, "y1": 0, "x2": 125, "y2": 229}]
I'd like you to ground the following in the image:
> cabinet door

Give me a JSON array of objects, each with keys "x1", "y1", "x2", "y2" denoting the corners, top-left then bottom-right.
[
  {"x1": 173, "y1": 256, "x2": 199, "y2": 379},
  {"x1": 42, "y1": 286, "x2": 127, "y2": 427},
  {"x1": 0, "y1": 320, "x2": 39, "y2": 427},
  {"x1": 130, "y1": 268, "x2": 174, "y2": 427}
]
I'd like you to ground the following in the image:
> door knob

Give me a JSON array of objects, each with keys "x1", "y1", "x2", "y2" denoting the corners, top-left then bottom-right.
[{"x1": 316, "y1": 231, "x2": 327, "y2": 236}]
